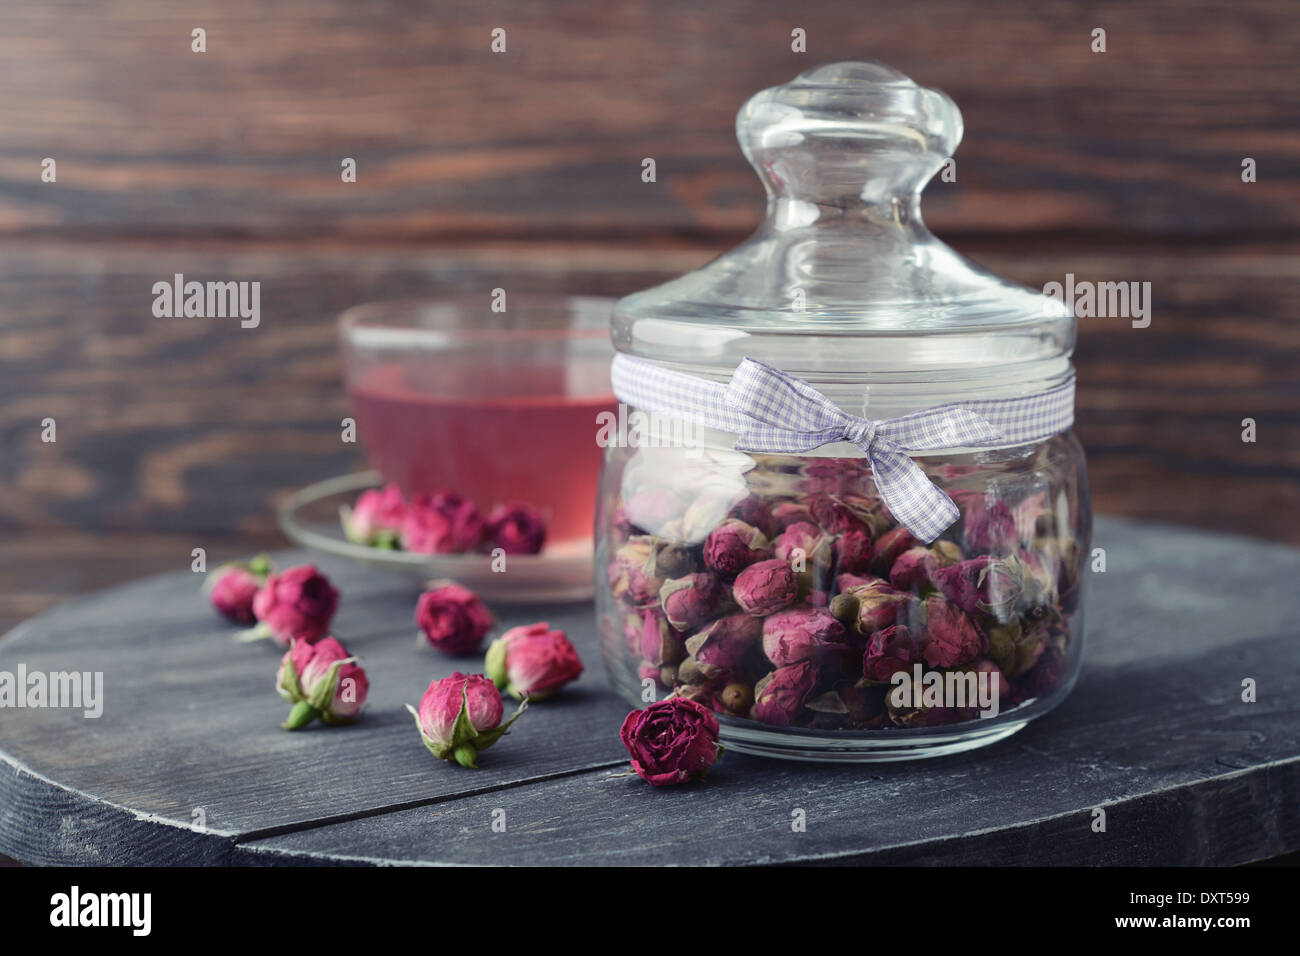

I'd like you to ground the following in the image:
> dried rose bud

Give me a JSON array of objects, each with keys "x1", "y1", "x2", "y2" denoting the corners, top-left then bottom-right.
[
  {"x1": 415, "y1": 580, "x2": 494, "y2": 654},
  {"x1": 719, "y1": 681, "x2": 754, "y2": 715},
  {"x1": 962, "y1": 498, "x2": 1018, "y2": 555},
  {"x1": 761, "y1": 607, "x2": 849, "y2": 667},
  {"x1": 987, "y1": 613, "x2": 1063, "y2": 678},
  {"x1": 652, "y1": 542, "x2": 698, "y2": 578},
  {"x1": 920, "y1": 595, "x2": 986, "y2": 668},
  {"x1": 486, "y1": 502, "x2": 547, "y2": 555},
  {"x1": 619, "y1": 698, "x2": 721, "y2": 786},
  {"x1": 930, "y1": 556, "x2": 991, "y2": 616},
  {"x1": 676, "y1": 655, "x2": 706, "y2": 685},
  {"x1": 771, "y1": 500, "x2": 815, "y2": 530},
  {"x1": 277, "y1": 636, "x2": 369, "y2": 729},
  {"x1": 341, "y1": 483, "x2": 406, "y2": 548},
  {"x1": 809, "y1": 493, "x2": 874, "y2": 536},
  {"x1": 638, "y1": 607, "x2": 685, "y2": 667},
  {"x1": 751, "y1": 659, "x2": 819, "y2": 726},
  {"x1": 887, "y1": 699, "x2": 965, "y2": 728},
  {"x1": 889, "y1": 541, "x2": 964, "y2": 591},
  {"x1": 245, "y1": 564, "x2": 339, "y2": 647},
  {"x1": 836, "y1": 579, "x2": 911, "y2": 636},
  {"x1": 861, "y1": 624, "x2": 923, "y2": 683},
  {"x1": 1015, "y1": 549, "x2": 1059, "y2": 613},
  {"x1": 728, "y1": 495, "x2": 778, "y2": 538},
  {"x1": 733, "y1": 559, "x2": 800, "y2": 616},
  {"x1": 835, "y1": 571, "x2": 882, "y2": 593},
  {"x1": 403, "y1": 491, "x2": 486, "y2": 553},
  {"x1": 485, "y1": 621, "x2": 583, "y2": 700},
  {"x1": 622, "y1": 488, "x2": 685, "y2": 536},
  {"x1": 660, "y1": 573, "x2": 727, "y2": 632},
  {"x1": 774, "y1": 521, "x2": 834, "y2": 568},
  {"x1": 608, "y1": 536, "x2": 666, "y2": 607},
  {"x1": 870, "y1": 526, "x2": 918, "y2": 575},
  {"x1": 834, "y1": 528, "x2": 874, "y2": 575},
  {"x1": 685, "y1": 612, "x2": 762, "y2": 679},
  {"x1": 703, "y1": 519, "x2": 772, "y2": 578},
  {"x1": 207, "y1": 554, "x2": 271, "y2": 624},
  {"x1": 408, "y1": 672, "x2": 524, "y2": 769}
]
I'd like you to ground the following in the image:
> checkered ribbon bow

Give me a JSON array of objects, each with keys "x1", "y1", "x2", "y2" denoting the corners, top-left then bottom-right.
[{"x1": 610, "y1": 355, "x2": 1075, "y2": 542}]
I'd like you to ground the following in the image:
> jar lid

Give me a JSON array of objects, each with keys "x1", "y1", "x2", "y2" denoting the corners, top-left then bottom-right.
[{"x1": 613, "y1": 61, "x2": 1074, "y2": 404}]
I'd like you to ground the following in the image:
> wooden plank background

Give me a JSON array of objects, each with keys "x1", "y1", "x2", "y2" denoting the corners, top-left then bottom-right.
[{"x1": 1, "y1": 0, "x2": 1298, "y2": 639}]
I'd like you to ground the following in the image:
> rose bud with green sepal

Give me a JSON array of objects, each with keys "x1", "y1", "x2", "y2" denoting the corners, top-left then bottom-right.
[
  {"x1": 619, "y1": 697, "x2": 722, "y2": 787},
  {"x1": 608, "y1": 536, "x2": 667, "y2": 607},
  {"x1": 276, "y1": 636, "x2": 369, "y2": 730},
  {"x1": 407, "y1": 672, "x2": 526, "y2": 769},
  {"x1": 485, "y1": 621, "x2": 584, "y2": 701},
  {"x1": 751, "y1": 658, "x2": 819, "y2": 726},
  {"x1": 831, "y1": 578, "x2": 912, "y2": 636},
  {"x1": 242, "y1": 564, "x2": 339, "y2": 647},
  {"x1": 733, "y1": 559, "x2": 800, "y2": 616},
  {"x1": 703, "y1": 518, "x2": 772, "y2": 578},
  {"x1": 659, "y1": 573, "x2": 727, "y2": 632},
  {"x1": 206, "y1": 553, "x2": 272, "y2": 624},
  {"x1": 637, "y1": 607, "x2": 686, "y2": 667},
  {"x1": 416, "y1": 580, "x2": 494, "y2": 654},
  {"x1": 340, "y1": 483, "x2": 406, "y2": 548}
]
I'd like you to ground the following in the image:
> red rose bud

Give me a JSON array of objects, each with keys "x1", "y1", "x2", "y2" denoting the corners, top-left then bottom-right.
[
  {"x1": 920, "y1": 595, "x2": 986, "y2": 668},
  {"x1": 733, "y1": 559, "x2": 800, "y2": 616},
  {"x1": 703, "y1": 518, "x2": 772, "y2": 577},
  {"x1": 660, "y1": 573, "x2": 727, "y2": 631},
  {"x1": 431, "y1": 490, "x2": 488, "y2": 551},
  {"x1": 244, "y1": 564, "x2": 339, "y2": 647},
  {"x1": 400, "y1": 500, "x2": 455, "y2": 554},
  {"x1": 408, "y1": 672, "x2": 524, "y2": 768},
  {"x1": 774, "y1": 521, "x2": 832, "y2": 567},
  {"x1": 752, "y1": 659, "x2": 819, "y2": 726},
  {"x1": 962, "y1": 498, "x2": 1018, "y2": 555},
  {"x1": 835, "y1": 571, "x2": 882, "y2": 593},
  {"x1": 888, "y1": 541, "x2": 963, "y2": 591},
  {"x1": 684, "y1": 612, "x2": 762, "y2": 678},
  {"x1": 207, "y1": 553, "x2": 272, "y2": 624},
  {"x1": 861, "y1": 624, "x2": 922, "y2": 683},
  {"x1": 809, "y1": 493, "x2": 875, "y2": 536},
  {"x1": 930, "y1": 556, "x2": 990, "y2": 615},
  {"x1": 637, "y1": 607, "x2": 685, "y2": 667},
  {"x1": 486, "y1": 502, "x2": 547, "y2": 555},
  {"x1": 415, "y1": 581, "x2": 494, "y2": 654},
  {"x1": 771, "y1": 500, "x2": 815, "y2": 530},
  {"x1": 341, "y1": 483, "x2": 406, "y2": 548},
  {"x1": 608, "y1": 536, "x2": 666, "y2": 607},
  {"x1": 276, "y1": 636, "x2": 369, "y2": 729},
  {"x1": 619, "y1": 697, "x2": 721, "y2": 786},
  {"x1": 834, "y1": 579, "x2": 911, "y2": 636},
  {"x1": 728, "y1": 495, "x2": 778, "y2": 538},
  {"x1": 761, "y1": 607, "x2": 849, "y2": 667},
  {"x1": 869, "y1": 526, "x2": 918, "y2": 575},
  {"x1": 485, "y1": 621, "x2": 583, "y2": 700},
  {"x1": 835, "y1": 528, "x2": 874, "y2": 575}
]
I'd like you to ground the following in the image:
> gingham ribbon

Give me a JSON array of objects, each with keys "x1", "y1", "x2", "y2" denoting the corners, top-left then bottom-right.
[{"x1": 611, "y1": 354, "x2": 1075, "y2": 542}]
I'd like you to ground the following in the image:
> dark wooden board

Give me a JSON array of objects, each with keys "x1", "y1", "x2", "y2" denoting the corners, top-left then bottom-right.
[
  {"x1": 1, "y1": 516, "x2": 1297, "y2": 865},
  {"x1": 0, "y1": 0, "x2": 1296, "y2": 241}
]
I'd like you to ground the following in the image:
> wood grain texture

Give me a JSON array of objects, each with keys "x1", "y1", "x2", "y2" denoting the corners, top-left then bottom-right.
[
  {"x1": 1, "y1": 239, "x2": 1296, "y2": 544},
  {"x1": 1, "y1": 517, "x2": 1297, "y2": 865},
  {"x1": 0, "y1": 0, "x2": 1296, "y2": 241}
]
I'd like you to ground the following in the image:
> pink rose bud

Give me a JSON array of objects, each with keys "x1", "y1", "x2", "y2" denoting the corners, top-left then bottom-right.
[
  {"x1": 428, "y1": 490, "x2": 488, "y2": 552},
  {"x1": 486, "y1": 502, "x2": 547, "y2": 555},
  {"x1": 732, "y1": 559, "x2": 799, "y2": 616},
  {"x1": 831, "y1": 579, "x2": 911, "y2": 635},
  {"x1": 861, "y1": 624, "x2": 923, "y2": 683},
  {"x1": 400, "y1": 499, "x2": 455, "y2": 554},
  {"x1": 703, "y1": 518, "x2": 772, "y2": 577},
  {"x1": 728, "y1": 495, "x2": 778, "y2": 538},
  {"x1": 619, "y1": 697, "x2": 721, "y2": 786},
  {"x1": 638, "y1": 608, "x2": 685, "y2": 667},
  {"x1": 244, "y1": 564, "x2": 339, "y2": 647},
  {"x1": 869, "y1": 526, "x2": 918, "y2": 575},
  {"x1": 276, "y1": 636, "x2": 369, "y2": 729},
  {"x1": 920, "y1": 595, "x2": 987, "y2": 668},
  {"x1": 771, "y1": 500, "x2": 815, "y2": 530},
  {"x1": 415, "y1": 581, "x2": 494, "y2": 654},
  {"x1": 341, "y1": 483, "x2": 406, "y2": 548},
  {"x1": 929, "y1": 556, "x2": 991, "y2": 615},
  {"x1": 773, "y1": 522, "x2": 832, "y2": 567},
  {"x1": 752, "y1": 659, "x2": 819, "y2": 726},
  {"x1": 659, "y1": 573, "x2": 727, "y2": 632},
  {"x1": 207, "y1": 554, "x2": 271, "y2": 624},
  {"x1": 761, "y1": 607, "x2": 849, "y2": 667},
  {"x1": 684, "y1": 612, "x2": 762, "y2": 679},
  {"x1": 834, "y1": 528, "x2": 875, "y2": 575},
  {"x1": 407, "y1": 672, "x2": 525, "y2": 768},
  {"x1": 809, "y1": 493, "x2": 876, "y2": 536},
  {"x1": 608, "y1": 536, "x2": 666, "y2": 607},
  {"x1": 888, "y1": 541, "x2": 962, "y2": 591},
  {"x1": 485, "y1": 621, "x2": 584, "y2": 700},
  {"x1": 962, "y1": 498, "x2": 1018, "y2": 555}
]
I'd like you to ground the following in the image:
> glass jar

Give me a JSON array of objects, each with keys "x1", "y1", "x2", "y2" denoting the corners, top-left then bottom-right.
[{"x1": 595, "y1": 62, "x2": 1090, "y2": 761}]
